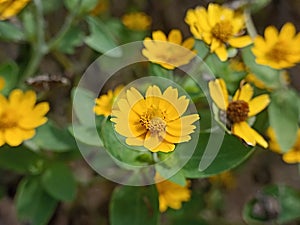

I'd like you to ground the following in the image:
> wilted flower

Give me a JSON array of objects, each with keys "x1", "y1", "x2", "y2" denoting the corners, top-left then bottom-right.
[
  {"x1": 267, "y1": 127, "x2": 300, "y2": 164},
  {"x1": 94, "y1": 85, "x2": 124, "y2": 117},
  {"x1": 209, "y1": 79, "x2": 270, "y2": 148},
  {"x1": 0, "y1": 0, "x2": 31, "y2": 20},
  {"x1": 111, "y1": 85, "x2": 199, "y2": 153},
  {"x1": 0, "y1": 89, "x2": 49, "y2": 147},
  {"x1": 142, "y1": 29, "x2": 196, "y2": 70},
  {"x1": 252, "y1": 23, "x2": 300, "y2": 69},
  {"x1": 185, "y1": 3, "x2": 252, "y2": 61},
  {"x1": 155, "y1": 173, "x2": 191, "y2": 212},
  {"x1": 122, "y1": 12, "x2": 152, "y2": 31}
]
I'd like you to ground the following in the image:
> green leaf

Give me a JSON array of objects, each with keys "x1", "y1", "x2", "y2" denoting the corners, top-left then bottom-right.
[
  {"x1": 21, "y1": 10, "x2": 36, "y2": 41},
  {"x1": 56, "y1": 26, "x2": 85, "y2": 54},
  {"x1": 64, "y1": 0, "x2": 98, "y2": 14},
  {"x1": 149, "y1": 63, "x2": 173, "y2": 78},
  {"x1": 243, "y1": 185, "x2": 300, "y2": 224},
  {"x1": 0, "y1": 146, "x2": 43, "y2": 174},
  {"x1": 72, "y1": 86, "x2": 96, "y2": 126},
  {"x1": 69, "y1": 124, "x2": 103, "y2": 146},
  {"x1": 250, "y1": 0, "x2": 272, "y2": 13},
  {"x1": 41, "y1": 162, "x2": 77, "y2": 201},
  {"x1": 16, "y1": 176, "x2": 58, "y2": 225},
  {"x1": 241, "y1": 45, "x2": 281, "y2": 89},
  {"x1": 0, "y1": 21, "x2": 25, "y2": 41},
  {"x1": 42, "y1": 0, "x2": 63, "y2": 13},
  {"x1": 155, "y1": 167, "x2": 186, "y2": 186},
  {"x1": 182, "y1": 132, "x2": 254, "y2": 178},
  {"x1": 0, "y1": 61, "x2": 19, "y2": 95},
  {"x1": 110, "y1": 185, "x2": 159, "y2": 225},
  {"x1": 30, "y1": 120, "x2": 77, "y2": 152},
  {"x1": 85, "y1": 16, "x2": 122, "y2": 57},
  {"x1": 268, "y1": 89, "x2": 299, "y2": 151}
]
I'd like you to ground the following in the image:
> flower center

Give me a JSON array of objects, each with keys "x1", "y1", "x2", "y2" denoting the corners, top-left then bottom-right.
[
  {"x1": 212, "y1": 21, "x2": 233, "y2": 42},
  {"x1": 226, "y1": 100, "x2": 249, "y2": 123},
  {"x1": 139, "y1": 108, "x2": 166, "y2": 135},
  {"x1": 266, "y1": 43, "x2": 289, "y2": 62},
  {"x1": 0, "y1": 110, "x2": 18, "y2": 129},
  {"x1": 148, "y1": 117, "x2": 166, "y2": 134}
]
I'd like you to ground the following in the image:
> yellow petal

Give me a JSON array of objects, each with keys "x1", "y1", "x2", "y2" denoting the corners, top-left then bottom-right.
[
  {"x1": 168, "y1": 29, "x2": 182, "y2": 44},
  {"x1": 152, "y1": 30, "x2": 167, "y2": 41},
  {"x1": 233, "y1": 83, "x2": 253, "y2": 102},
  {"x1": 214, "y1": 45, "x2": 228, "y2": 61},
  {"x1": 125, "y1": 136, "x2": 144, "y2": 146},
  {"x1": 282, "y1": 149, "x2": 300, "y2": 164},
  {"x1": 232, "y1": 122, "x2": 256, "y2": 146},
  {"x1": 151, "y1": 140, "x2": 175, "y2": 153},
  {"x1": 248, "y1": 94, "x2": 270, "y2": 117},
  {"x1": 264, "y1": 26, "x2": 279, "y2": 45},
  {"x1": 126, "y1": 87, "x2": 144, "y2": 108},
  {"x1": 182, "y1": 37, "x2": 195, "y2": 49},
  {"x1": 4, "y1": 127, "x2": 24, "y2": 146},
  {"x1": 228, "y1": 36, "x2": 252, "y2": 48},
  {"x1": 144, "y1": 132, "x2": 162, "y2": 151},
  {"x1": 208, "y1": 78, "x2": 229, "y2": 110},
  {"x1": 279, "y1": 22, "x2": 296, "y2": 40}
]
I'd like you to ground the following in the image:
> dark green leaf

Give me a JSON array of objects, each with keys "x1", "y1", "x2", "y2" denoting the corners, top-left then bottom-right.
[
  {"x1": 85, "y1": 16, "x2": 122, "y2": 57},
  {"x1": 41, "y1": 162, "x2": 77, "y2": 201},
  {"x1": 182, "y1": 132, "x2": 254, "y2": 178},
  {"x1": 110, "y1": 185, "x2": 159, "y2": 225},
  {"x1": 21, "y1": 11, "x2": 36, "y2": 41},
  {"x1": 0, "y1": 146, "x2": 43, "y2": 174},
  {"x1": 64, "y1": 0, "x2": 98, "y2": 14},
  {"x1": 0, "y1": 21, "x2": 25, "y2": 41},
  {"x1": 69, "y1": 124, "x2": 103, "y2": 146},
  {"x1": 16, "y1": 177, "x2": 58, "y2": 225},
  {"x1": 56, "y1": 26, "x2": 85, "y2": 54},
  {"x1": 30, "y1": 120, "x2": 77, "y2": 152},
  {"x1": 0, "y1": 61, "x2": 19, "y2": 95},
  {"x1": 268, "y1": 89, "x2": 299, "y2": 151}
]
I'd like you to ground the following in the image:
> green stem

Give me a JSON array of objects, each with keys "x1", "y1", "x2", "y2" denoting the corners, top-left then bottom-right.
[
  {"x1": 19, "y1": 0, "x2": 46, "y2": 85},
  {"x1": 244, "y1": 9, "x2": 257, "y2": 38}
]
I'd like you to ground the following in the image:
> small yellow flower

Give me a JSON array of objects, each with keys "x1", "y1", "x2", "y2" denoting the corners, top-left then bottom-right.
[
  {"x1": 252, "y1": 23, "x2": 300, "y2": 69},
  {"x1": 142, "y1": 29, "x2": 196, "y2": 70},
  {"x1": 209, "y1": 78, "x2": 270, "y2": 148},
  {"x1": 111, "y1": 85, "x2": 199, "y2": 153},
  {"x1": 0, "y1": 77, "x2": 5, "y2": 91},
  {"x1": 122, "y1": 12, "x2": 152, "y2": 31},
  {"x1": 94, "y1": 85, "x2": 124, "y2": 117},
  {"x1": 0, "y1": 0, "x2": 30, "y2": 20},
  {"x1": 267, "y1": 127, "x2": 300, "y2": 164},
  {"x1": 185, "y1": 3, "x2": 252, "y2": 61},
  {"x1": 155, "y1": 173, "x2": 191, "y2": 212},
  {"x1": 0, "y1": 89, "x2": 49, "y2": 147}
]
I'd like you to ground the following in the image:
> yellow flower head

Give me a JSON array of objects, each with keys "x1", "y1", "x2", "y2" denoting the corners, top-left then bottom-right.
[
  {"x1": 155, "y1": 173, "x2": 191, "y2": 212},
  {"x1": 267, "y1": 127, "x2": 300, "y2": 164},
  {"x1": 252, "y1": 23, "x2": 300, "y2": 69},
  {"x1": 94, "y1": 85, "x2": 124, "y2": 117},
  {"x1": 0, "y1": 0, "x2": 30, "y2": 20},
  {"x1": 185, "y1": 3, "x2": 252, "y2": 61},
  {"x1": 142, "y1": 29, "x2": 196, "y2": 70},
  {"x1": 122, "y1": 12, "x2": 152, "y2": 31},
  {"x1": 111, "y1": 85, "x2": 199, "y2": 153},
  {"x1": 0, "y1": 89, "x2": 49, "y2": 147},
  {"x1": 0, "y1": 76, "x2": 5, "y2": 91},
  {"x1": 209, "y1": 79, "x2": 270, "y2": 148}
]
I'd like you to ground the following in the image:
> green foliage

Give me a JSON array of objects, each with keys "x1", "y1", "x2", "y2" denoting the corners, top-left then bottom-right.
[
  {"x1": 110, "y1": 185, "x2": 159, "y2": 225},
  {"x1": 0, "y1": 61, "x2": 19, "y2": 95},
  {"x1": 0, "y1": 21, "x2": 25, "y2": 41},
  {"x1": 56, "y1": 26, "x2": 85, "y2": 54},
  {"x1": 16, "y1": 177, "x2": 58, "y2": 225}
]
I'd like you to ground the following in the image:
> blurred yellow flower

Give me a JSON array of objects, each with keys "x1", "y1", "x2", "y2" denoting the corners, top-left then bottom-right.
[
  {"x1": 209, "y1": 171, "x2": 236, "y2": 190},
  {"x1": 155, "y1": 173, "x2": 191, "y2": 212},
  {"x1": 111, "y1": 85, "x2": 199, "y2": 153},
  {"x1": 94, "y1": 85, "x2": 124, "y2": 117},
  {"x1": 122, "y1": 12, "x2": 152, "y2": 31},
  {"x1": 0, "y1": 0, "x2": 30, "y2": 20},
  {"x1": 267, "y1": 127, "x2": 300, "y2": 164},
  {"x1": 0, "y1": 77, "x2": 5, "y2": 91},
  {"x1": 185, "y1": 3, "x2": 252, "y2": 61},
  {"x1": 142, "y1": 29, "x2": 196, "y2": 70},
  {"x1": 0, "y1": 89, "x2": 49, "y2": 147},
  {"x1": 90, "y1": 0, "x2": 109, "y2": 16},
  {"x1": 209, "y1": 79, "x2": 270, "y2": 148},
  {"x1": 252, "y1": 23, "x2": 300, "y2": 69}
]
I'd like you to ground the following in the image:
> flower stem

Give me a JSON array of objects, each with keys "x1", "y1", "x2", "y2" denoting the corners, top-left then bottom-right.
[{"x1": 244, "y1": 9, "x2": 257, "y2": 39}]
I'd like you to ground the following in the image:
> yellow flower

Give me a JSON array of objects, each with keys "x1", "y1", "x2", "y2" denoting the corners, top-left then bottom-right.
[
  {"x1": 185, "y1": 3, "x2": 252, "y2": 61},
  {"x1": 122, "y1": 12, "x2": 152, "y2": 31},
  {"x1": 94, "y1": 85, "x2": 124, "y2": 117},
  {"x1": 142, "y1": 29, "x2": 196, "y2": 70},
  {"x1": 209, "y1": 78, "x2": 270, "y2": 148},
  {"x1": 0, "y1": 89, "x2": 49, "y2": 147},
  {"x1": 0, "y1": 76, "x2": 5, "y2": 91},
  {"x1": 155, "y1": 173, "x2": 191, "y2": 212},
  {"x1": 267, "y1": 127, "x2": 300, "y2": 164},
  {"x1": 252, "y1": 23, "x2": 300, "y2": 69},
  {"x1": 0, "y1": 0, "x2": 30, "y2": 20},
  {"x1": 111, "y1": 85, "x2": 199, "y2": 153}
]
